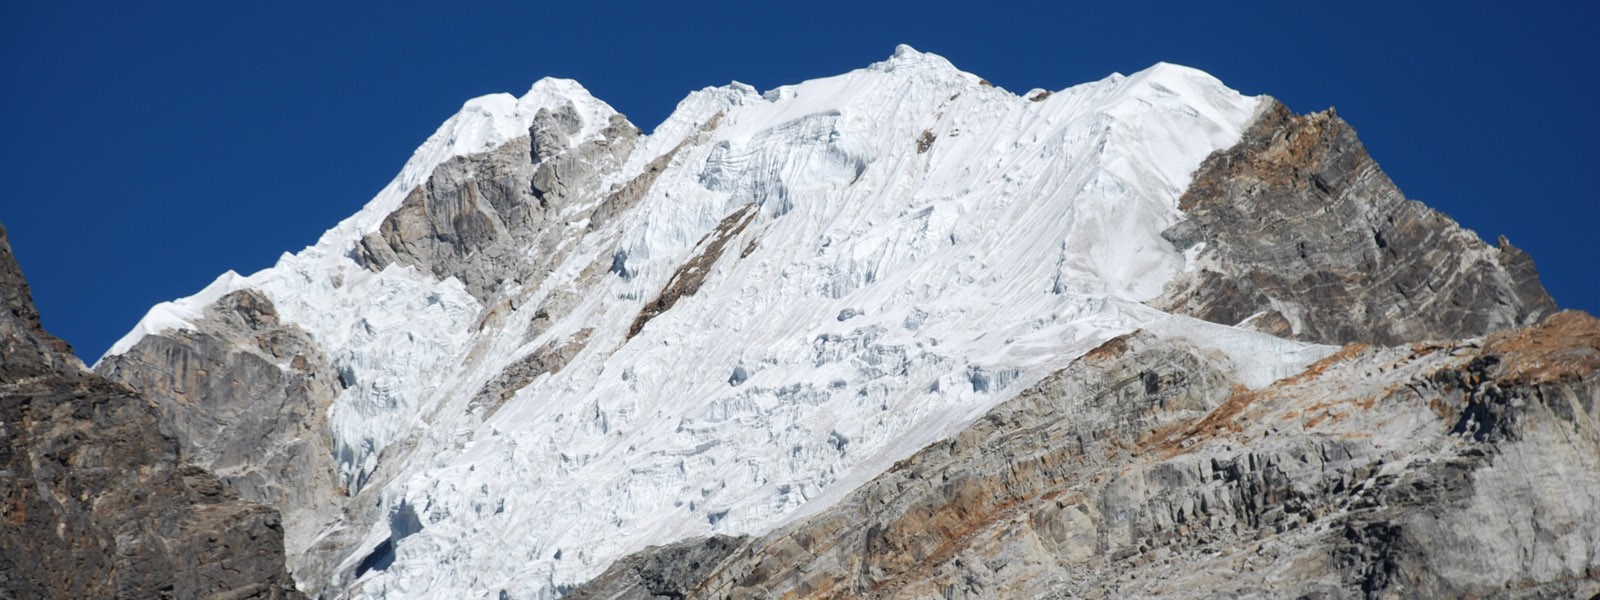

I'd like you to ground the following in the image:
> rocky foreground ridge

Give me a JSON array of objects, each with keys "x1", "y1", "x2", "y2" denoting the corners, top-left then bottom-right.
[
  {"x1": 10, "y1": 48, "x2": 1593, "y2": 598},
  {"x1": 0, "y1": 224, "x2": 302, "y2": 599}
]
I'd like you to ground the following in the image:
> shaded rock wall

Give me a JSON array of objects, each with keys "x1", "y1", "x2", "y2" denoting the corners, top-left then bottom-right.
[
  {"x1": 566, "y1": 535, "x2": 749, "y2": 600},
  {"x1": 94, "y1": 288, "x2": 342, "y2": 557},
  {"x1": 0, "y1": 223, "x2": 302, "y2": 599}
]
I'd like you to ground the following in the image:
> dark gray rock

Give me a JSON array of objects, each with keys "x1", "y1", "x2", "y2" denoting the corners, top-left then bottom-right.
[
  {"x1": 1156, "y1": 99, "x2": 1556, "y2": 346},
  {"x1": 0, "y1": 228, "x2": 76, "y2": 382},
  {"x1": 0, "y1": 223, "x2": 303, "y2": 599},
  {"x1": 564, "y1": 535, "x2": 749, "y2": 600}
]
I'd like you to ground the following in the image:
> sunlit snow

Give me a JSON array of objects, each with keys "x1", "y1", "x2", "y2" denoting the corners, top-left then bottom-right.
[{"x1": 104, "y1": 46, "x2": 1333, "y2": 599}]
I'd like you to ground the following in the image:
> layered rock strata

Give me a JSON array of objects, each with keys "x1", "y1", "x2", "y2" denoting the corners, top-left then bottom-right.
[
  {"x1": 1156, "y1": 100, "x2": 1556, "y2": 345},
  {"x1": 575, "y1": 313, "x2": 1600, "y2": 599}
]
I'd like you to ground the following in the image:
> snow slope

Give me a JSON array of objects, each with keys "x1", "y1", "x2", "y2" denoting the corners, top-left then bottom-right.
[{"x1": 105, "y1": 46, "x2": 1333, "y2": 599}]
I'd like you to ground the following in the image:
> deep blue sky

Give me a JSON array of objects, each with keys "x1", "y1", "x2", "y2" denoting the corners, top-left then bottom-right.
[{"x1": 3, "y1": 1, "x2": 1596, "y2": 359}]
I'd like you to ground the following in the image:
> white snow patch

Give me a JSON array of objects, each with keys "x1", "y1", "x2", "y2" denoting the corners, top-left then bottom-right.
[{"x1": 103, "y1": 270, "x2": 250, "y2": 357}]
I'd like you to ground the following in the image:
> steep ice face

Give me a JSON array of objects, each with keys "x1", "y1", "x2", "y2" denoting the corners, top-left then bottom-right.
[{"x1": 104, "y1": 46, "x2": 1328, "y2": 599}]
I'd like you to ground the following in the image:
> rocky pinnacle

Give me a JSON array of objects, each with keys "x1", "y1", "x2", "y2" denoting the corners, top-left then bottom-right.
[{"x1": 1156, "y1": 99, "x2": 1556, "y2": 345}]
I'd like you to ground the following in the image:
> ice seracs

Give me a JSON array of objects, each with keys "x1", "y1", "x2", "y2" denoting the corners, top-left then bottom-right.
[{"x1": 102, "y1": 47, "x2": 1336, "y2": 599}]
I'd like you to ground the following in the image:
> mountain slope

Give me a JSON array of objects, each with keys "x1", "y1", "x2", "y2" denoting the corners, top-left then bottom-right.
[
  {"x1": 0, "y1": 224, "x2": 303, "y2": 599},
  {"x1": 93, "y1": 47, "x2": 1570, "y2": 599},
  {"x1": 571, "y1": 314, "x2": 1600, "y2": 599}
]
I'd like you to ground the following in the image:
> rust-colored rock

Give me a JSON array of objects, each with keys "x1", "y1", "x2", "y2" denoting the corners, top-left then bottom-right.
[
  {"x1": 573, "y1": 314, "x2": 1600, "y2": 599},
  {"x1": 1157, "y1": 99, "x2": 1556, "y2": 346}
]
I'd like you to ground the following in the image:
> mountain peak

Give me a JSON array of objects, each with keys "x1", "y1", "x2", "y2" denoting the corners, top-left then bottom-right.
[
  {"x1": 1123, "y1": 61, "x2": 1229, "y2": 93},
  {"x1": 96, "y1": 53, "x2": 1270, "y2": 597},
  {"x1": 867, "y1": 43, "x2": 979, "y2": 83},
  {"x1": 83, "y1": 52, "x2": 1580, "y2": 600}
]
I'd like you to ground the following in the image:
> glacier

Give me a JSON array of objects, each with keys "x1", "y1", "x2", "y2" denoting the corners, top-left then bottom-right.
[{"x1": 101, "y1": 45, "x2": 1337, "y2": 598}]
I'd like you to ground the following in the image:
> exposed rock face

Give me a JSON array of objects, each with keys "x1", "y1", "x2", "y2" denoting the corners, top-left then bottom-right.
[
  {"x1": 566, "y1": 535, "x2": 749, "y2": 600},
  {"x1": 0, "y1": 224, "x2": 303, "y2": 599},
  {"x1": 1156, "y1": 99, "x2": 1556, "y2": 345},
  {"x1": 354, "y1": 108, "x2": 640, "y2": 303},
  {"x1": 574, "y1": 314, "x2": 1600, "y2": 599},
  {"x1": 627, "y1": 203, "x2": 758, "y2": 339},
  {"x1": 94, "y1": 288, "x2": 343, "y2": 557},
  {"x1": 467, "y1": 327, "x2": 592, "y2": 416}
]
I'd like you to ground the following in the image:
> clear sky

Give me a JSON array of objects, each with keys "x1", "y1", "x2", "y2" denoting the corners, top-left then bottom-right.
[{"x1": 3, "y1": 1, "x2": 1596, "y2": 360}]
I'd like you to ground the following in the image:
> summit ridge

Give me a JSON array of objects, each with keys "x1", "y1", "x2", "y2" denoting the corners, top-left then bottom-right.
[{"x1": 74, "y1": 47, "x2": 1583, "y2": 599}]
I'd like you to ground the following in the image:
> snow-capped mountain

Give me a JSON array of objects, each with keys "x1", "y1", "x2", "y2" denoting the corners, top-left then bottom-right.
[{"x1": 89, "y1": 45, "x2": 1585, "y2": 600}]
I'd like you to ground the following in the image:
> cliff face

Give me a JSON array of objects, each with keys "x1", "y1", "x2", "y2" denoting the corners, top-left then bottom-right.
[
  {"x1": 573, "y1": 314, "x2": 1600, "y2": 600},
  {"x1": 0, "y1": 224, "x2": 303, "y2": 599},
  {"x1": 94, "y1": 288, "x2": 343, "y2": 561},
  {"x1": 1156, "y1": 100, "x2": 1556, "y2": 345}
]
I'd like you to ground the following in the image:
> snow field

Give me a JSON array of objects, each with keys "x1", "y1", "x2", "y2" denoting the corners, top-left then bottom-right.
[{"x1": 106, "y1": 46, "x2": 1336, "y2": 599}]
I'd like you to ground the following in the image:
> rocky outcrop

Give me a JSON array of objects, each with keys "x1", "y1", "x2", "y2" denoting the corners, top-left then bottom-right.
[
  {"x1": 467, "y1": 327, "x2": 592, "y2": 416},
  {"x1": 94, "y1": 288, "x2": 343, "y2": 557},
  {"x1": 0, "y1": 223, "x2": 303, "y2": 599},
  {"x1": 566, "y1": 535, "x2": 749, "y2": 600},
  {"x1": 628, "y1": 203, "x2": 758, "y2": 339},
  {"x1": 1157, "y1": 99, "x2": 1556, "y2": 345},
  {"x1": 353, "y1": 106, "x2": 640, "y2": 303},
  {"x1": 572, "y1": 313, "x2": 1600, "y2": 599}
]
